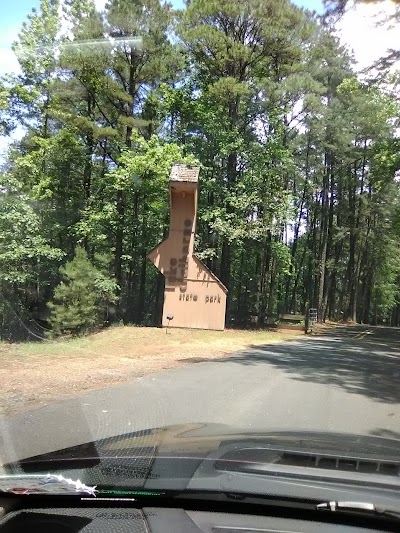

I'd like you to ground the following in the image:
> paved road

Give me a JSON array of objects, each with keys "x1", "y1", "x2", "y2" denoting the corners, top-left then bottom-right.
[{"x1": 1, "y1": 325, "x2": 400, "y2": 464}]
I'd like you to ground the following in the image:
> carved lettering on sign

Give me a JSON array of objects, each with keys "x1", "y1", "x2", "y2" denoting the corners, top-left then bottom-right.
[
  {"x1": 179, "y1": 293, "x2": 198, "y2": 302},
  {"x1": 205, "y1": 295, "x2": 221, "y2": 304},
  {"x1": 176, "y1": 294, "x2": 221, "y2": 304},
  {"x1": 165, "y1": 218, "x2": 192, "y2": 292}
]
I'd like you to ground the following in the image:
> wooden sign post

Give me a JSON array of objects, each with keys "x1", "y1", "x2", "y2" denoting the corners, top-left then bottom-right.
[{"x1": 148, "y1": 165, "x2": 227, "y2": 330}]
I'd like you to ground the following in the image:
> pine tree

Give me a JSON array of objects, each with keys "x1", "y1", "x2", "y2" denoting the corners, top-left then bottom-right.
[
  {"x1": 177, "y1": 0, "x2": 311, "y2": 319},
  {"x1": 48, "y1": 247, "x2": 118, "y2": 336}
]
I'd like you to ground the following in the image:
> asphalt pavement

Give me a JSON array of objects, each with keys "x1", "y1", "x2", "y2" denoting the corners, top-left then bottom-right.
[{"x1": 1, "y1": 325, "x2": 400, "y2": 464}]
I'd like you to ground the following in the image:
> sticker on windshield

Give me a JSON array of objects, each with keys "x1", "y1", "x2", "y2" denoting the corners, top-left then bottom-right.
[{"x1": 0, "y1": 474, "x2": 97, "y2": 496}]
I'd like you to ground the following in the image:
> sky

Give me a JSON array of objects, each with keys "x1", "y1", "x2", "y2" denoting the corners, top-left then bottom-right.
[{"x1": 0, "y1": 0, "x2": 398, "y2": 87}]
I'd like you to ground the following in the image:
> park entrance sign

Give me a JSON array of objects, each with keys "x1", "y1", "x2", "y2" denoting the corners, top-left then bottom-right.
[{"x1": 148, "y1": 165, "x2": 227, "y2": 330}]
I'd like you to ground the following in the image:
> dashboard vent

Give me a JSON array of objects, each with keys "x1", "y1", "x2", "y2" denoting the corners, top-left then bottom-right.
[
  {"x1": 278, "y1": 452, "x2": 399, "y2": 476},
  {"x1": 215, "y1": 448, "x2": 400, "y2": 477}
]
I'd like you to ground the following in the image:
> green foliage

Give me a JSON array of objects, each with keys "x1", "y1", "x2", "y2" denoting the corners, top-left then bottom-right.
[
  {"x1": 0, "y1": 174, "x2": 64, "y2": 340},
  {"x1": 0, "y1": 175, "x2": 64, "y2": 285},
  {"x1": 107, "y1": 130, "x2": 198, "y2": 193},
  {"x1": 48, "y1": 247, "x2": 118, "y2": 336}
]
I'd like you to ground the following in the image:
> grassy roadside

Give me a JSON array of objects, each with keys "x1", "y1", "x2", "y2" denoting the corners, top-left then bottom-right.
[{"x1": 0, "y1": 326, "x2": 303, "y2": 415}]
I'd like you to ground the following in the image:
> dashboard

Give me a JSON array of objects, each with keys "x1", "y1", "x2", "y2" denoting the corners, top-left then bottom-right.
[{"x1": 0, "y1": 502, "x2": 397, "y2": 532}]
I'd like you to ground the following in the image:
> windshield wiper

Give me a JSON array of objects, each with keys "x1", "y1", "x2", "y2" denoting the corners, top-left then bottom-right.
[{"x1": 317, "y1": 501, "x2": 400, "y2": 521}]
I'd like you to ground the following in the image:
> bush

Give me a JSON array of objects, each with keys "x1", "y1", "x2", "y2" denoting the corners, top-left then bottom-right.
[{"x1": 48, "y1": 247, "x2": 118, "y2": 336}]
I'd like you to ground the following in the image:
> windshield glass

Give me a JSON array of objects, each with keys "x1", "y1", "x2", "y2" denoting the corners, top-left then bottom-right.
[{"x1": 1, "y1": 0, "x2": 400, "y2": 500}]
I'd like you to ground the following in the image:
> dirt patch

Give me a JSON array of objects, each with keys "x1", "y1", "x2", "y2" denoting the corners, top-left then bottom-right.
[
  {"x1": 0, "y1": 326, "x2": 302, "y2": 416},
  {"x1": 311, "y1": 321, "x2": 353, "y2": 335}
]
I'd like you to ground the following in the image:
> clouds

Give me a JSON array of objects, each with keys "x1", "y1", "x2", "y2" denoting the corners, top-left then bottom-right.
[
  {"x1": 336, "y1": 0, "x2": 399, "y2": 71},
  {"x1": 0, "y1": 47, "x2": 20, "y2": 77},
  {"x1": 94, "y1": 0, "x2": 107, "y2": 10},
  {"x1": 0, "y1": 22, "x2": 22, "y2": 77}
]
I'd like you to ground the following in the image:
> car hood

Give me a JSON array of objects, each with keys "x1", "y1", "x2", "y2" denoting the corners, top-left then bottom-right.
[{"x1": 4, "y1": 423, "x2": 400, "y2": 489}]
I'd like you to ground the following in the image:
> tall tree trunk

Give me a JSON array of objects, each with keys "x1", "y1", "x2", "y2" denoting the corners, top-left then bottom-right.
[
  {"x1": 290, "y1": 244, "x2": 306, "y2": 314},
  {"x1": 267, "y1": 254, "x2": 277, "y2": 319},
  {"x1": 114, "y1": 189, "x2": 124, "y2": 291},
  {"x1": 236, "y1": 250, "x2": 245, "y2": 324},
  {"x1": 220, "y1": 239, "x2": 231, "y2": 297},
  {"x1": 136, "y1": 250, "x2": 147, "y2": 324},
  {"x1": 305, "y1": 210, "x2": 317, "y2": 310},
  {"x1": 221, "y1": 96, "x2": 240, "y2": 318},
  {"x1": 346, "y1": 168, "x2": 357, "y2": 322},
  {"x1": 153, "y1": 272, "x2": 164, "y2": 326},
  {"x1": 114, "y1": 45, "x2": 137, "y2": 315},
  {"x1": 317, "y1": 152, "x2": 330, "y2": 322},
  {"x1": 322, "y1": 160, "x2": 335, "y2": 321},
  {"x1": 259, "y1": 231, "x2": 272, "y2": 324},
  {"x1": 284, "y1": 190, "x2": 305, "y2": 312}
]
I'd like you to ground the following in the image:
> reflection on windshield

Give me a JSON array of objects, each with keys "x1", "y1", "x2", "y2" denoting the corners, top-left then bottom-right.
[{"x1": 1, "y1": 0, "x2": 400, "y2": 496}]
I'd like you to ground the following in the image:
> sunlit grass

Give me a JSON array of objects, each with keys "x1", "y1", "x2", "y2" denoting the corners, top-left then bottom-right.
[{"x1": 6, "y1": 326, "x2": 302, "y2": 359}]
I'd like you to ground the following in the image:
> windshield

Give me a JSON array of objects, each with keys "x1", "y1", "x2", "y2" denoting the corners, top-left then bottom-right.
[{"x1": 1, "y1": 0, "x2": 400, "y2": 502}]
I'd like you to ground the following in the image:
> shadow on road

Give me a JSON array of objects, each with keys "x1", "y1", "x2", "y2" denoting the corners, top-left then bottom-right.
[
  {"x1": 210, "y1": 327, "x2": 400, "y2": 405},
  {"x1": 369, "y1": 428, "x2": 400, "y2": 439}
]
